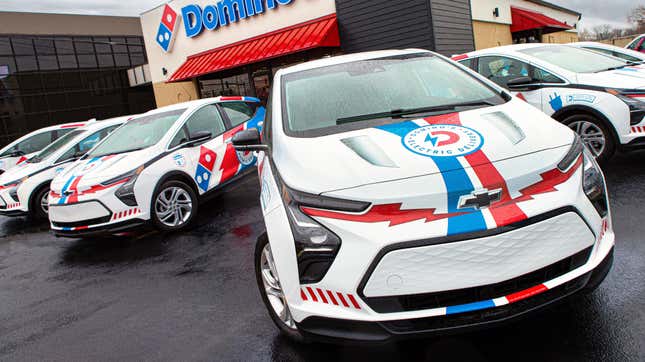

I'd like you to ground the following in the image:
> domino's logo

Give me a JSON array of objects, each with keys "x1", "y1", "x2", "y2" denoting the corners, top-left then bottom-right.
[{"x1": 156, "y1": 4, "x2": 180, "y2": 53}]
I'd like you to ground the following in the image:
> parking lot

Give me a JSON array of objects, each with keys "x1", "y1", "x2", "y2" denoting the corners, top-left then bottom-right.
[{"x1": 0, "y1": 150, "x2": 643, "y2": 362}]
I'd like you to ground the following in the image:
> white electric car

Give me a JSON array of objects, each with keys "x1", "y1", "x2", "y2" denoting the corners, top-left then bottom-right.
[
  {"x1": 0, "y1": 121, "x2": 90, "y2": 175},
  {"x1": 453, "y1": 44, "x2": 645, "y2": 163},
  {"x1": 0, "y1": 117, "x2": 126, "y2": 219},
  {"x1": 48, "y1": 97, "x2": 264, "y2": 237},
  {"x1": 233, "y1": 50, "x2": 614, "y2": 343},
  {"x1": 569, "y1": 42, "x2": 645, "y2": 63}
]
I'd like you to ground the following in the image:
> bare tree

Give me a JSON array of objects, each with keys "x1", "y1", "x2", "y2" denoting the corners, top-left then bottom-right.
[
  {"x1": 592, "y1": 24, "x2": 613, "y2": 40},
  {"x1": 628, "y1": 5, "x2": 645, "y2": 33}
]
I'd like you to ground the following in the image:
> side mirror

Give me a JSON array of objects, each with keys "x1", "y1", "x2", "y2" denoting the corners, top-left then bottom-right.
[
  {"x1": 232, "y1": 129, "x2": 268, "y2": 152},
  {"x1": 188, "y1": 130, "x2": 212, "y2": 145},
  {"x1": 506, "y1": 76, "x2": 535, "y2": 90}
]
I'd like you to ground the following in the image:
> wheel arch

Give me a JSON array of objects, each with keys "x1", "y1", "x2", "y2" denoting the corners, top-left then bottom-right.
[
  {"x1": 152, "y1": 170, "x2": 199, "y2": 199},
  {"x1": 27, "y1": 180, "x2": 51, "y2": 212},
  {"x1": 551, "y1": 105, "x2": 620, "y2": 143}
]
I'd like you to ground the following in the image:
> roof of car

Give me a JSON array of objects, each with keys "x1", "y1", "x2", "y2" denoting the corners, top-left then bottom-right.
[
  {"x1": 144, "y1": 96, "x2": 260, "y2": 116},
  {"x1": 465, "y1": 43, "x2": 558, "y2": 57},
  {"x1": 276, "y1": 49, "x2": 433, "y2": 75},
  {"x1": 77, "y1": 115, "x2": 132, "y2": 132}
]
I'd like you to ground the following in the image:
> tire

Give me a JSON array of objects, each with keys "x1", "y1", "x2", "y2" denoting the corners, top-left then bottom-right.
[
  {"x1": 255, "y1": 232, "x2": 306, "y2": 343},
  {"x1": 561, "y1": 113, "x2": 616, "y2": 165},
  {"x1": 150, "y1": 180, "x2": 198, "y2": 232},
  {"x1": 30, "y1": 186, "x2": 50, "y2": 220}
]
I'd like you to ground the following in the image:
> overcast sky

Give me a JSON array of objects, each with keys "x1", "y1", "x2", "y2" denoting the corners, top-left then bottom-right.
[{"x1": 0, "y1": 0, "x2": 641, "y2": 30}]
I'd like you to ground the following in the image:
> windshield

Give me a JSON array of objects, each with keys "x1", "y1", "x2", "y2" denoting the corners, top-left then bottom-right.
[
  {"x1": 521, "y1": 46, "x2": 628, "y2": 73},
  {"x1": 29, "y1": 130, "x2": 83, "y2": 163},
  {"x1": 281, "y1": 53, "x2": 506, "y2": 137},
  {"x1": 87, "y1": 109, "x2": 185, "y2": 158}
]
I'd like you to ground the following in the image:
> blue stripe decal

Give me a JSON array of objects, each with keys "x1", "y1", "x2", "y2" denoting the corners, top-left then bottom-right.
[
  {"x1": 376, "y1": 121, "x2": 487, "y2": 235},
  {"x1": 246, "y1": 107, "x2": 266, "y2": 132},
  {"x1": 58, "y1": 176, "x2": 75, "y2": 205},
  {"x1": 446, "y1": 299, "x2": 496, "y2": 315}
]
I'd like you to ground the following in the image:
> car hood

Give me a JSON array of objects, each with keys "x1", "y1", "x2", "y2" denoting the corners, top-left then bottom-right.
[
  {"x1": 52, "y1": 147, "x2": 157, "y2": 189},
  {"x1": 273, "y1": 99, "x2": 574, "y2": 194},
  {"x1": 577, "y1": 65, "x2": 645, "y2": 89},
  {"x1": 0, "y1": 161, "x2": 48, "y2": 185}
]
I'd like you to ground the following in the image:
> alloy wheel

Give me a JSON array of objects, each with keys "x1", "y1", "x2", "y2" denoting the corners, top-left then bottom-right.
[
  {"x1": 568, "y1": 120, "x2": 605, "y2": 158},
  {"x1": 260, "y1": 243, "x2": 296, "y2": 329},
  {"x1": 154, "y1": 186, "x2": 193, "y2": 227},
  {"x1": 40, "y1": 191, "x2": 49, "y2": 214}
]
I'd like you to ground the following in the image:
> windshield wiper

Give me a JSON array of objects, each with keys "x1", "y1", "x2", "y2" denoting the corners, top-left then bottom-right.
[
  {"x1": 597, "y1": 64, "x2": 631, "y2": 72},
  {"x1": 336, "y1": 100, "x2": 496, "y2": 125}
]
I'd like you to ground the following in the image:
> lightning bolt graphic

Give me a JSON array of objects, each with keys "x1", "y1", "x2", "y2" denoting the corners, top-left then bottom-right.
[{"x1": 301, "y1": 156, "x2": 583, "y2": 228}]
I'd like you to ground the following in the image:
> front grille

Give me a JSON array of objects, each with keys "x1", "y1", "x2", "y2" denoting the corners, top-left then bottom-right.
[
  {"x1": 52, "y1": 215, "x2": 112, "y2": 228},
  {"x1": 364, "y1": 247, "x2": 592, "y2": 313},
  {"x1": 381, "y1": 272, "x2": 591, "y2": 334}
]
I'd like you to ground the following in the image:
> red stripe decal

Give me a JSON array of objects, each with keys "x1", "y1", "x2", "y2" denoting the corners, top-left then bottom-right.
[
  {"x1": 347, "y1": 294, "x2": 361, "y2": 309},
  {"x1": 75, "y1": 226, "x2": 89, "y2": 230},
  {"x1": 506, "y1": 284, "x2": 548, "y2": 303},
  {"x1": 301, "y1": 289, "x2": 308, "y2": 301},
  {"x1": 451, "y1": 54, "x2": 468, "y2": 61},
  {"x1": 302, "y1": 203, "x2": 466, "y2": 227},
  {"x1": 326, "y1": 290, "x2": 338, "y2": 305},
  {"x1": 336, "y1": 293, "x2": 350, "y2": 308},
  {"x1": 306, "y1": 287, "x2": 318, "y2": 302},
  {"x1": 316, "y1": 288, "x2": 329, "y2": 304},
  {"x1": 60, "y1": 123, "x2": 85, "y2": 128}
]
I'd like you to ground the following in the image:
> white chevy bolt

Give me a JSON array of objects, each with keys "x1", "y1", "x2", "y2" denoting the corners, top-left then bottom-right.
[
  {"x1": 48, "y1": 97, "x2": 264, "y2": 237},
  {"x1": 0, "y1": 117, "x2": 127, "y2": 218},
  {"x1": 233, "y1": 49, "x2": 614, "y2": 343},
  {"x1": 0, "y1": 121, "x2": 90, "y2": 175},
  {"x1": 454, "y1": 44, "x2": 645, "y2": 163}
]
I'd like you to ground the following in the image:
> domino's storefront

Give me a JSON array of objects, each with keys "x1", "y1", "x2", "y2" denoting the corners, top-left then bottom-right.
[{"x1": 140, "y1": 0, "x2": 478, "y2": 107}]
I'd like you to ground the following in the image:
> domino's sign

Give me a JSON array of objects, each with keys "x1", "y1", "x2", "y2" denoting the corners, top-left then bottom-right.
[
  {"x1": 156, "y1": 4, "x2": 181, "y2": 52},
  {"x1": 181, "y1": 0, "x2": 294, "y2": 39}
]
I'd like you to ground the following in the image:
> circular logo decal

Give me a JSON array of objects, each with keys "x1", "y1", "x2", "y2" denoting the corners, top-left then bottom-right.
[
  {"x1": 236, "y1": 150, "x2": 255, "y2": 166},
  {"x1": 403, "y1": 124, "x2": 483, "y2": 157}
]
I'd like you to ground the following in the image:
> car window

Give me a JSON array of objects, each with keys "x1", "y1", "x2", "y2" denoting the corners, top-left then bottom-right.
[
  {"x1": 169, "y1": 127, "x2": 189, "y2": 149},
  {"x1": 220, "y1": 102, "x2": 256, "y2": 128},
  {"x1": 1, "y1": 131, "x2": 52, "y2": 156},
  {"x1": 184, "y1": 105, "x2": 226, "y2": 139},
  {"x1": 532, "y1": 67, "x2": 564, "y2": 83},
  {"x1": 583, "y1": 47, "x2": 641, "y2": 63},
  {"x1": 627, "y1": 36, "x2": 643, "y2": 51},
  {"x1": 282, "y1": 53, "x2": 506, "y2": 136},
  {"x1": 29, "y1": 130, "x2": 83, "y2": 163},
  {"x1": 458, "y1": 58, "x2": 473, "y2": 69},
  {"x1": 56, "y1": 125, "x2": 119, "y2": 163},
  {"x1": 87, "y1": 110, "x2": 185, "y2": 158},
  {"x1": 520, "y1": 46, "x2": 627, "y2": 73},
  {"x1": 477, "y1": 56, "x2": 530, "y2": 87}
]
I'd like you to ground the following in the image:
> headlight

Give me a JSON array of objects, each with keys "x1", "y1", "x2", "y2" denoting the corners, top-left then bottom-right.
[
  {"x1": 103, "y1": 166, "x2": 144, "y2": 207},
  {"x1": 275, "y1": 167, "x2": 369, "y2": 284},
  {"x1": 582, "y1": 147, "x2": 608, "y2": 217},
  {"x1": 2, "y1": 176, "x2": 28, "y2": 201},
  {"x1": 607, "y1": 89, "x2": 645, "y2": 125}
]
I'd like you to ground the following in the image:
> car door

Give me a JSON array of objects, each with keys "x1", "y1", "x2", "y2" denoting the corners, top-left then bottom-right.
[
  {"x1": 170, "y1": 104, "x2": 228, "y2": 194},
  {"x1": 476, "y1": 55, "x2": 543, "y2": 109},
  {"x1": 218, "y1": 101, "x2": 264, "y2": 183}
]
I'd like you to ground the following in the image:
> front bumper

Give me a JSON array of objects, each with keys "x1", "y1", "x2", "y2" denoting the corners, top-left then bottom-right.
[
  {"x1": 297, "y1": 248, "x2": 613, "y2": 343},
  {"x1": 0, "y1": 192, "x2": 25, "y2": 216},
  {"x1": 49, "y1": 185, "x2": 149, "y2": 237}
]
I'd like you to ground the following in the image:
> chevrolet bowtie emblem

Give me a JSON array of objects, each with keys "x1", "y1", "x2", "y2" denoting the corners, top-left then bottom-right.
[{"x1": 458, "y1": 188, "x2": 503, "y2": 210}]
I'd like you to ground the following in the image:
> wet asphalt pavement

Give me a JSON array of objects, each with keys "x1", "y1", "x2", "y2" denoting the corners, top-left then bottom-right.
[{"x1": 0, "y1": 152, "x2": 644, "y2": 362}]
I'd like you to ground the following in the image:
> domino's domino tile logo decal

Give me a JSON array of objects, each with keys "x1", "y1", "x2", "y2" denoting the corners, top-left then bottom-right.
[
  {"x1": 194, "y1": 146, "x2": 216, "y2": 192},
  {"x1": 236, "y1": 150, "x2": 255, "y2": 166},
  {"x1": 403, "y1": 124, "x2": 483, "y2": 158},
  {"x1": 156, "y1": 4, "x2": 180, "y2": 53}
]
